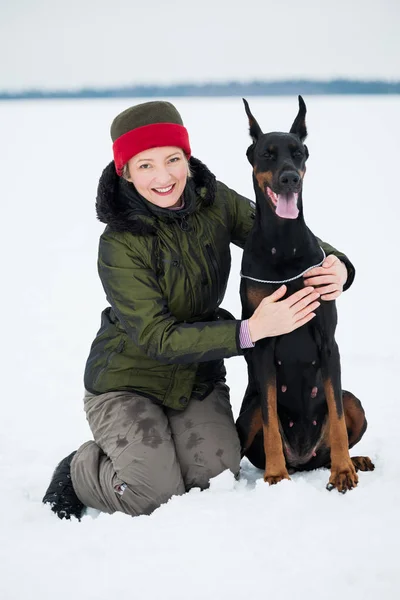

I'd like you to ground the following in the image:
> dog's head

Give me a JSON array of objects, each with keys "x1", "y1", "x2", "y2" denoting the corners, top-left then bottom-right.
[{"x1": 243, "y1": 96, "x2": 309, "y2": 220}]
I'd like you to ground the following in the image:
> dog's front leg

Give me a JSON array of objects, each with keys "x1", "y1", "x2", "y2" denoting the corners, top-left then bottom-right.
[
  {"x1": 254, "y1": 341, "x2": 290, "y2": 485},
  {"x1": 321, "y1": 341, "x2": 358, "y2": 493}
]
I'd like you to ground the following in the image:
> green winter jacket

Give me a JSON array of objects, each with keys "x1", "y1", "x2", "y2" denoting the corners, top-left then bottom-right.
[{"x1": 84, "y1": 158, "x2": 355, "y2": 410}]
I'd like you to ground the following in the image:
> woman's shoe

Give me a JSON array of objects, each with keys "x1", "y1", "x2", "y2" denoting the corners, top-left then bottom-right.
[{"x1": 42, "y1": 451, "x2": 85, "y2": 521}]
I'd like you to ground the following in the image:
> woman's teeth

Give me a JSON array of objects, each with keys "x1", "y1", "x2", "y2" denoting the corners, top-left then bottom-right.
[{"x1": 154, "y1": 185, "x2": 174, "y2": 194}]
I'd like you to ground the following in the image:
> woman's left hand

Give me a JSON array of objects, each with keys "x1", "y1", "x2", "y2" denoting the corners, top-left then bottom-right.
[{"x1": 303, "y1": 254, "x2": 348, "y2": 301}]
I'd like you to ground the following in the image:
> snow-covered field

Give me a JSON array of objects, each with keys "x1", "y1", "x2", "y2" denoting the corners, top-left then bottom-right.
[{"x1": 1, "y1": 96, "x2": 399, "y2": 599}]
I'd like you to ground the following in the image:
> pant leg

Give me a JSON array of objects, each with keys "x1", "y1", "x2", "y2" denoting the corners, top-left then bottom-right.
[
  {"x1": 71, "y1": 390, "x2": 185, "y2": 516},
  {"x1": 166, "y1": 382, "x2": 241, "y2": 491}
]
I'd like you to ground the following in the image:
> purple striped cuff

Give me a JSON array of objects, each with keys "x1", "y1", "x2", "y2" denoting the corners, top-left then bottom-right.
[{"x1": 239, "y1": 319, "x2": 255, "y2": 349}]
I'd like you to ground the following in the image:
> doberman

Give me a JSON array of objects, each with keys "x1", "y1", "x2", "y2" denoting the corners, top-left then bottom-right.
[{"x1": 236, "y1": 96, "x2": 374, "y2": 493}]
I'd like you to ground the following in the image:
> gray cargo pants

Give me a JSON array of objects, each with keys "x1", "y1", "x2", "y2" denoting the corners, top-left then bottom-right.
[{"x1": 71, "y1": 382, "x2": 241, "y2": 516}]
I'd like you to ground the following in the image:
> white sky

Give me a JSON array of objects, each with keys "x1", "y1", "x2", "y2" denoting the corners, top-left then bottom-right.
[{"x1": 1, "y1": 0, "x2": 399, "y2": 91}]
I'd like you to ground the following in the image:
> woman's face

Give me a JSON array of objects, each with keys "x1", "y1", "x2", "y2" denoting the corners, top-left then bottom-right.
[{"x1": 127, "y1": 146, "x2": 188, "y2": 208}]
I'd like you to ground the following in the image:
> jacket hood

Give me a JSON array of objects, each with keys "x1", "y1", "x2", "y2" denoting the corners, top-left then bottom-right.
[{"x1": 96, "y1": 156, "x2": 217, "y2": 235}]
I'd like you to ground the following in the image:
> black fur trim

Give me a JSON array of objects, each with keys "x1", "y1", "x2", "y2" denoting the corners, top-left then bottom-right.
[
  {"x1": 189, "y1": 156, "x2": 216, "y2": 207},
  {"x1": 95, "y1": 156, "x2": 216, "y2": 236}
]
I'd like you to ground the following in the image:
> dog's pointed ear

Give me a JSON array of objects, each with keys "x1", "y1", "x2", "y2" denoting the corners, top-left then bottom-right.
[
  {"x1": 289, "y1": 95, "x2": 307, "y2": 141},
  {"x1": 243, "y1": 98, "x2": 263, "y2": 143}
]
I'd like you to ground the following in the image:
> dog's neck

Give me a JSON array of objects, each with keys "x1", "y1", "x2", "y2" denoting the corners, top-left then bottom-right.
[{"x1": 244, "y1": 187, "x2": 323, "y2": 282}]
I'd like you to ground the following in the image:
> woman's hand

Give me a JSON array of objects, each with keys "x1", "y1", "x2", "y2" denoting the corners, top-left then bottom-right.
[
  {"x1": 248, "y1": 285, "x2": 320, "y2": 343},
  {"x1": 303, "y1": 254, "x2": 348, "y2": 301}
]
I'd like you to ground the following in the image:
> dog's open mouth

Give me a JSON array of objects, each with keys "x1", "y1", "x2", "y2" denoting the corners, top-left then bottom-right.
[{"x1": 266, "y1": 186, "x2": 299, "y2": 219}]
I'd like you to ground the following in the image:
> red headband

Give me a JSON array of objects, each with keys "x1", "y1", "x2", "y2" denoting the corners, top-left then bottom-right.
[{"x1": 113, "y1": 122, "x2": 191, "y2": 175}]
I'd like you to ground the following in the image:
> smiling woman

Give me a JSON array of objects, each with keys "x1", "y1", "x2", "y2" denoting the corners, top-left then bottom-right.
[
  {"x1": 42, "y1": 99, "x2": 355, "y2": 522},
  {"x1": 125, "y1": 147, "x2": 190, "y2": 208}
]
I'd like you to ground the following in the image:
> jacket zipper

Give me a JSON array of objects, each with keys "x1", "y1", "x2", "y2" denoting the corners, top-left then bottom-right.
[
  {"x1": 179, "y1": 216, "x2": 189, "y2": 231},
  {"x1": 173, "y1": 216, "x2": 195, "y2": 312},
  {"x1": 205, "y1": 243, "x2": 221, "y2": 306}
]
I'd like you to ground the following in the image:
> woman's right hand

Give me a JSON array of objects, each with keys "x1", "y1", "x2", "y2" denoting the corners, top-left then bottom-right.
[{"x1": 248, "y1": 285, "x2": 320, "y2": 343}]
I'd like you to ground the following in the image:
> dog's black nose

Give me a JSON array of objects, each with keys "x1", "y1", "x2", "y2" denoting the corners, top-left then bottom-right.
[{"x1": 279, "y1": 171, "x2": 300, "y2": 187}]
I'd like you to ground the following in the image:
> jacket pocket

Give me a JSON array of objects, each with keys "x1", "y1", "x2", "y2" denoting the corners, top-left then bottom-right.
[{"x1": 93, "y1": 337, "x2": 126, "y2": 388}]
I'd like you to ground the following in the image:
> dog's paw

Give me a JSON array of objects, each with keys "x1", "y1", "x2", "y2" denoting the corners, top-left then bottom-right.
[
  {"x1": 264, "y1": 471, "x2": 291, "y2": 485},
  {"x1": 351, "y1": 456, "x2": 375, "y2": 472},
  {"x1": 326, "y1": 460, "x2": 359, "y2": 493}
]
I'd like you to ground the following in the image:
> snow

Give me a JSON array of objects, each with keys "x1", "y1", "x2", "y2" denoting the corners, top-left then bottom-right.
[{"x1": 1, "y1": 96, "x2": 399, "y2": 599}]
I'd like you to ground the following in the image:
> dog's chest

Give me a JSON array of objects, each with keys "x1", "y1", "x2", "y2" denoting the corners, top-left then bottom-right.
[
  {"x1": 241, "y1": 278, "x2": 305, "y2": 313},
  {"x1": 244, "y1": 283, "x2": 274, "y2": 312}
]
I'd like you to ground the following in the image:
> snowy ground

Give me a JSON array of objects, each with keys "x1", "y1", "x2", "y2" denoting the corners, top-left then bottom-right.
[{"x1": 1, "y1": 96, "x2": 399, "y2": 599}]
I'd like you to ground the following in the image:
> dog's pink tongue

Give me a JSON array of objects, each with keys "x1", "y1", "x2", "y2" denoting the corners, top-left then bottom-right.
[{"x1": 276, "y1": 193, "x2": 299, "y2": 219}]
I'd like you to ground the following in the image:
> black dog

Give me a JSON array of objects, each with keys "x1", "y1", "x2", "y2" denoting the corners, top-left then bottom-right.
[{"x1": 236, "y1": 97, "x2": 374, "y2": 493}]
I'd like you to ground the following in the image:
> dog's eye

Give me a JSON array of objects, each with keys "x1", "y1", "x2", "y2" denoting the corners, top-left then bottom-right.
[
  {"x1": 263, "y1": 151, "x2": 275, "y2": 160},
  {"x1": 292, "y1": 150, "x2": 303, "y2": 158}
]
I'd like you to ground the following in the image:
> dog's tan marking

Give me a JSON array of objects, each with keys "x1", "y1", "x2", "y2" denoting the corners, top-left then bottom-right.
[
  {"x1": 351, "y1": 456, "x2": 375, "y2": 472},
  {"x1": 246, "y1": 286, "x2": 271, "y2": 312},
  {"x1": 324, "y1": 379, "x2": 358, "y2": 492},
  {"x1": 242, "y1": 406, "x2": 262, "y2": 452},
  {"x1": 342, "y1": 391, "x2": 375, "y2": 472},
  {"x1": 263, "y1": 382, "x2": 290, "y2": 484},
  {"x1": 343, "y1": 390, "x2": 367, "y2": 447},
  {"x1": 320, "y1": 395, "x2": 374, "y2": 474},
  {"x1": 254, "y1": 169, "x2": 273, "y2": 193}
]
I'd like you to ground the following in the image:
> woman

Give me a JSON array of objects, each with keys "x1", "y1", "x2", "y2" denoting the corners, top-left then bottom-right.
[{"x1": 43, "y1": 101, "x2": 352, "y2": 520}]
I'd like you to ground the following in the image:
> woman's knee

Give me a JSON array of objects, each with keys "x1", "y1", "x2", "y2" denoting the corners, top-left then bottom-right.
[
  {"x1": 117, "y1": 447, "x2": 185, "y2": 512},
  {"x1": 168, "y1": 382, "x2": 241, "y2": 490},
  {"x1": 183, "y1": 438, "x2": 241, "y2": 490}
]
